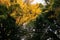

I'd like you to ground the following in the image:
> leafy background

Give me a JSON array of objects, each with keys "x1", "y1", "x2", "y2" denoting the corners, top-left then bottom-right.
[{"x1": 0, "y1": 0, "x2": 60, "y2": 40}]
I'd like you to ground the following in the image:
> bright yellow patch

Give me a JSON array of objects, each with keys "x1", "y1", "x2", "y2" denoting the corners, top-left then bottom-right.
[{"x1": 0, "y1": 0, "x2": 42, "y2": 25}]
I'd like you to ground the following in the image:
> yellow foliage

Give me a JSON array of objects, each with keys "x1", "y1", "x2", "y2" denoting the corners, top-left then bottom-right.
[
  {"x1": 15, "y1": 0, "x2": 42, "y2": 25},
  {"x1": 0, "y1": 0, "x2": 11, "y2": 6},
  {"x1": 0, "y1": 0, "x2": 42, "y2": 25}
]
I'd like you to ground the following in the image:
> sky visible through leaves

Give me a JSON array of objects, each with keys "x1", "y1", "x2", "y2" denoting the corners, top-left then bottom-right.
[{"x1": 31, "y1": 0, "x2": 46, "y2": 5}]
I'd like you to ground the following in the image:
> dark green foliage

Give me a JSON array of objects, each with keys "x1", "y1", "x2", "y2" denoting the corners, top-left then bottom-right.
[
  {"x1": 0, "y1": 4, "x2": 8, "y2": 15},
  {"x1": 33, "y1": 10, "x2": 60, "y2": 40},
  {"x1": 0, "y1": 16, "x2": 21, "y2": 40},
  {"x1": 26, "y1": 0, "x2": 60, "y2": 39},
  {"x1": 0, "y1": 3, "x2": 21, "y2": 40},
  {"x1": 53, "y1": 0, "x2": 60, "y2": 8},
  {"x1": 32, "y1": 0, "x2": 60, "y2": 39},
  {"x1": 33, "y1": 0, "x2": 60, "y2": 40}
]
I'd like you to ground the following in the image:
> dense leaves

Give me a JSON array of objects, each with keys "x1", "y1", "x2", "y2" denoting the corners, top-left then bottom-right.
[
  {"x1": 0, "y1": 0, "x2": 60, "y2": 40},
  {"x1": 32, "y1": 0, "x2": 60, "y2": 40},
  {"x1": 0, "y1": 16, "x2": 21, "y2": 40}
]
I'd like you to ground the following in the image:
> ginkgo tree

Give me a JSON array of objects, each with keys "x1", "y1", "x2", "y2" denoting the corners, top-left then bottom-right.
[
  {"x1": 0, "y1": 0, "x2": 42, "y2": 25},
  {"x1": 10, "y1": 0, "x2": 42, "y2": 25},
  {"x1": 0, "y1": 0, "x2": 42, "y2": 40}
]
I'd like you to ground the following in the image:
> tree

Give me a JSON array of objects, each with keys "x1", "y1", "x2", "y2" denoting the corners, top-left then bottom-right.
[
  {"x1": 0, "y1": 0, "x2": 42, "y2": 40},
  {"x1": 11, "y1": 0, "x2": 42, "y2": 25},
  {"x1": 33, "y1": 0, "x2": 60, "y2": 40},
  {"x1": 0, "y1": 0, "x2": 60, "y2": 40},
  {"x1": 0, "y1": 0, "x2": 21, "y2": 40}
]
